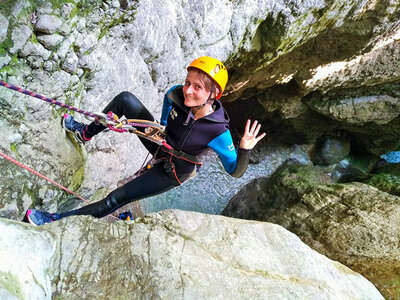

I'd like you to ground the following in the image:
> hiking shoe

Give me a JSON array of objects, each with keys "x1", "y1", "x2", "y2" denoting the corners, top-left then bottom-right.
[
  {"x1": 118, "y1": 210, "x2": 133, "y2": 221},
  {"x1": 26, "y1": 209, "x2": 60, "y2": 226},
  {"x1": 62, "y1": 113, "x2": 91, "y2": 143}
]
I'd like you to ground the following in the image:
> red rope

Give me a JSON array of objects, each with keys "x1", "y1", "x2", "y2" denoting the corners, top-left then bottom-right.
[{"x1": 0, "y1": 151, "x2": 91, "y2": 204}]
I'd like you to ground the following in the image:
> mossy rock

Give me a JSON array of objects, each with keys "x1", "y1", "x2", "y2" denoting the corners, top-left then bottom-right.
[{"x1": 363, "y1": 163, "x2": 400, "y2": 196}]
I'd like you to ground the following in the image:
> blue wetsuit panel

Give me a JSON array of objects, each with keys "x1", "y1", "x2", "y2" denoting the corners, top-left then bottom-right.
[
  {"x1": 208, "y1": 130, "x2": 238, "y2": 174},
  {"x1": 160, "y1": 86, "x2": 177, "y2": 125}
]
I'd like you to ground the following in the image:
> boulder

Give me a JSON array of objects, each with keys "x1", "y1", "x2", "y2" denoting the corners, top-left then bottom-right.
[
  {"x1": 34, "y1": 14, "x2": 62, "y2": 34},
  {"x1": 223, "y1": 162, "x2": 400, "y2": 298},
  {"x1": 0, "y1": 210, "x2": 384, "y2": 299},
  {"x1": 36, "y1": 33, "x2": 64, "y2": 49},
  {"x1": 9, "y1": 24, "x2": 32, "y2": 55},
  {"x1": 311, "y1": 135, "x2": 351, "y2": 166}
]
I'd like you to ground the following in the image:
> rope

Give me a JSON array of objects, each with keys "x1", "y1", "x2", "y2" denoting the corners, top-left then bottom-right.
[
  {"x1": 0, "y1": 151, "x2": 120, "y2": 221},
  {"x1": 0, "y1": 151, "x2": 91, "y2": 204},
  {"x1": 0, "y1": 80, "x2": 153, "y2": 221},
  {"x1": 0, "y1": 80, "x2": 97, "y2": 118}
]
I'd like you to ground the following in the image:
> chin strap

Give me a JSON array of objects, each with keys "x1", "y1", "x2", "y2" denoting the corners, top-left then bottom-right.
[{"x1": 192, "y1": 82, "x2": 216, "y2": 110}]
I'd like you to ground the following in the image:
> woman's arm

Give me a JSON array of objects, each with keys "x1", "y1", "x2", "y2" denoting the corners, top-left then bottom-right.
[
  {"x1": 207, "y1": 130, "x2": 249, "y2": 178},
  {"x1": 208, "y1": 120, "x2": 266, "y2": 178}
]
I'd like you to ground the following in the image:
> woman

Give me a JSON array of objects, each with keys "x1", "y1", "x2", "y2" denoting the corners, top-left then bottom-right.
[{"x1": 26, "y1": 56, "x2": 266, "y2": 225}]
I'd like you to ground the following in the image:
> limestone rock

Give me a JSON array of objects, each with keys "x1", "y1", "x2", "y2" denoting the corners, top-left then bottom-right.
[
  {"x1": 0, "y1": 210, "x2": 384, "y2": 299},
  {"x1": 308, "y1": 95, "x2": 400, "y2": 126},
  {"x1": 61, "y1": 52, "x2": 78, "y2": 74},
  {"x1": 223, "y1": 162, "x2": 400, "y2": 298},
  {"x1": 0, "y1": 54, "x2": 11, "y2": 69},
  {"x1": 34, "y1": 14, "x2": 63, "y2": 34},
  {"x1": 311, "y1": 135, "x2": 351, "y2": 166},
  {"x1": 37, "y1": 33, "x2": 63, "y2": 49},
  {"x1": 19, "y1": 40, "x2": 51, "y2": 60},
  {"x1": 0, "y1": 13, "x2": 8, "y2": 44},
  {"x1": 0, "y1": 219, "x2": 55, "y2": 299},
  {"x1": 9, "y1": 24, "x2": 32, "y2": 55}
]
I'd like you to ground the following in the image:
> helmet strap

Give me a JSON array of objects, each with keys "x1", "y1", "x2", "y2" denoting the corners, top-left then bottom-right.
[{"x1": 192, "y1": 82, "x2": 215, "y2": 110}]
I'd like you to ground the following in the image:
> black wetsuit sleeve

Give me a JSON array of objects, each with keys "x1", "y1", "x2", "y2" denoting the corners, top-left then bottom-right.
[{"x1": 230, "y1": 148, "x2": 250, "y2": 178}]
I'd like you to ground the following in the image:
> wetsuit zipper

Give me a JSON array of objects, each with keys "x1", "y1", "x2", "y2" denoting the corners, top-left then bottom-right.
[{"x1": 176, "y1": 118, "x2": 196, "y2": 151}]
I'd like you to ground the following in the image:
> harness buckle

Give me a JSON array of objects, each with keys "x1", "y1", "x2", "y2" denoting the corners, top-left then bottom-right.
[{"x1": 163, "y1": 161, "x2": 175, "y2": 173}]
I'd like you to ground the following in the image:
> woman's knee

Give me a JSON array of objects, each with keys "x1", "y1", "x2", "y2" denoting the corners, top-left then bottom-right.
[{"x1": 111, "y1": 91, "x2": 153, "y2": 120}]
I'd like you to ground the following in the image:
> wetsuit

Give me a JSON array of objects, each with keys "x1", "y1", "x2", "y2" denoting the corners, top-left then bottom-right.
[{"x1": 59, "y1": 86, "x2": 249, "y2": 219}]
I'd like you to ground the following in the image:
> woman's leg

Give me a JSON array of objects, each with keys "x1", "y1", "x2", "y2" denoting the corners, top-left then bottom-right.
[
  {"x1": 59, "y1": 162, "x2": 174, "y2": 219},
  {"x1": 85, "y1": 91, "x2": 159, "y2": 154}
]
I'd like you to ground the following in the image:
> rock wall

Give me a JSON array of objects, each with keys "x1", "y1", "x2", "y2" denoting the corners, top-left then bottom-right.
[
  {"x1": 222, "y1": 162, "x2": 400, "y2": 298},
  {"x1": 0, "y1": 210, "x2": 384, "y2": 299}
]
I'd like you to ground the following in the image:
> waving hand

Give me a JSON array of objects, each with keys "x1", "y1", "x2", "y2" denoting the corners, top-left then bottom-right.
[{"x1": 239, "y1": 119, "x2": 266, "y2": 150}]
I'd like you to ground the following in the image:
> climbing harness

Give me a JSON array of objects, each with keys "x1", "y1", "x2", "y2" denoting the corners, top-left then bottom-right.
[
  {"x1": 158, "y1": 143, "x2": 202, "y2": 186},
  {"x1": 0, "y1": 80, "x2": 201, "y2": 214}
]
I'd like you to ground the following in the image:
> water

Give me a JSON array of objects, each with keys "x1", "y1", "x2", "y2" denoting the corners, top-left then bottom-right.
[{"x1": 140, "y1": 144, "x2": 310, "y2": 215}]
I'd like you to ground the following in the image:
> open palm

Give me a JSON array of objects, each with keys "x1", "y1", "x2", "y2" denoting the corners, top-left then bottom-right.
[{"x1": 239, "y1": 119, "x2": 266, "y2": 150}]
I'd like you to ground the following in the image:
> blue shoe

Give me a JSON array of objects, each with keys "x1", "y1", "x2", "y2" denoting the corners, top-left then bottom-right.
[
  {"x1": 118, "y1": 210, "x2": 133, "y2": 221},
  {"x1": 26, "y1": 209, "x2": 60, "y2": 226},
  {"x1": 62, "y1": 114, "x2": 91, "y2": 143}
]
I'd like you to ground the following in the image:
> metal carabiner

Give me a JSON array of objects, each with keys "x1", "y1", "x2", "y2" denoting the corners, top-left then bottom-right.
[{"x1": 84, "y1": 112, "x2": 115, "y2": 126}]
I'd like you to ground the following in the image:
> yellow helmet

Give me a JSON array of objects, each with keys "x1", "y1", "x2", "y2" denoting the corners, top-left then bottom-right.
[{"x1": 187, "y1": 56, "x2": 228, "y2": 99}]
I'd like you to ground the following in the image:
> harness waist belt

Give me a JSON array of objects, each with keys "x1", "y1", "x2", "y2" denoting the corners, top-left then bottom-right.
[{"x1": 161, "y1": 144, "x2": 201, "y2": 165}]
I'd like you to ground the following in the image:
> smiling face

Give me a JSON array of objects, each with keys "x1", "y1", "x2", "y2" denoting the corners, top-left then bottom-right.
[{"x1": 183, "y1": 69, "x2": 217, "y2": 108}]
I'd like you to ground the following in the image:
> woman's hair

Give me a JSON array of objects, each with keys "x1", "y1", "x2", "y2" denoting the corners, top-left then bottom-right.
[{"x1": 187, "y1": 67, "x2": 221, "y2": 96}]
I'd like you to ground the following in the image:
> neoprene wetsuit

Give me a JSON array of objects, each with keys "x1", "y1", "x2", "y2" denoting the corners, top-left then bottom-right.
[{"x1": 59, "y1": 86, "x2": 249, "y2": 219}]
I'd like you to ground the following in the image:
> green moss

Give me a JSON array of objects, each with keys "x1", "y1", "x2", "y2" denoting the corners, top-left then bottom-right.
[
  {"x1": 30, "y1": 32, "x2": 39, "y2": 44},
  {"x1": 0, "y1": 53, "x2": 22, "y2": 79},
  {"x1": 0, "y1": 0, "x2": 14, "y2": 17},
  {"x1": 10, "y1": 143, "x2": 18, "y2": 157},
  {"x1": 254, "y1": 269, "x2": 271, "y2": 277},
  {"x1": 68, "y1": 165, "x2": 85, "y2": 191},
  {"x1": 382, "y1": 273, "x2": 400, "y2": 299},
  {"x1": 364, "y1": 173, "x2": 400, "y2": 196},
  {"x1": 0, "y1": 38, "x2": 13, "y2": 56},
  {"x1": 0, "y1": 271, "x2": 24, "y2": 299}
]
